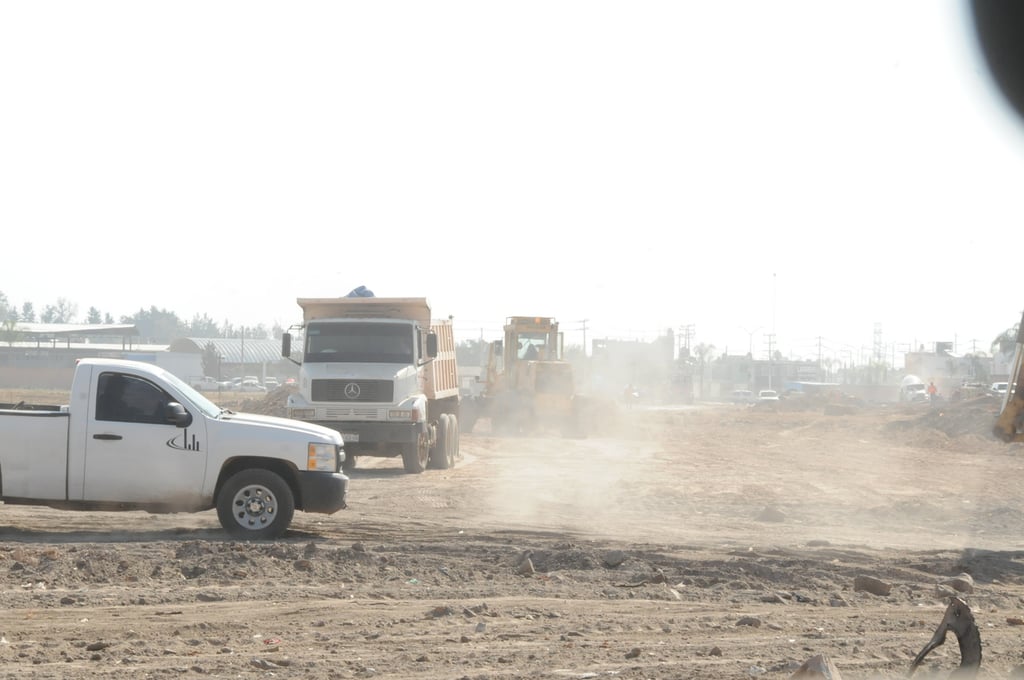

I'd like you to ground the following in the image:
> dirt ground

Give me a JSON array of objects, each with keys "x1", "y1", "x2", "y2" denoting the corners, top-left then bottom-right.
[{"x1": 3, "y1": 391, "x2": 1024, "y2": 679}]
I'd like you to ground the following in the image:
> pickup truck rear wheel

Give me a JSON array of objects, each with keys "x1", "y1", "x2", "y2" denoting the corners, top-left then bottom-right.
[{"x1": 217, "y1": 469, "x2": 295, "y2": 540}]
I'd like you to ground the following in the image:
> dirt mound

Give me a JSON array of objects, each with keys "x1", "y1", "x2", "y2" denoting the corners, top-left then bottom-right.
[
  {"x1": 222, "y1": 386, "x2": 293, "y2": 416},
  {"x1": 882, "y1": 397, "x2": 1002, "y2": 449}
]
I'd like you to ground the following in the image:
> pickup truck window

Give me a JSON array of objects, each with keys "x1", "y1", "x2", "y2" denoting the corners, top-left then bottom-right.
[{"x1": 97, "y1": 373, "x2": 174, "y2": 424}]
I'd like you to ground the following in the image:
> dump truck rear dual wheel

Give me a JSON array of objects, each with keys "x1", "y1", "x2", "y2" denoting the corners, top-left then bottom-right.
[
  {"x1": 429, "y1": 414, "x2": 460, "y2": 470},
  {"x1": 402, "y1": 431, "x2": 430, "y2": 474},
  {"x1": 429, "y1": 414, "x2": 451, "y2": 470},
  {"x1": 217, "y1": 469, "x2": 295, "y2": 540},
  {"x1": 341, "y1": 453, "x2": 357, "y2": 473},
  {"x1": 450, "y1": 415, "x2": 460, "y2": 463}
]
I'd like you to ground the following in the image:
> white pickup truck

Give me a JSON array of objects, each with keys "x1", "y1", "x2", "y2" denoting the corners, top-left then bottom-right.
[{"x1": 0, "y1": 358, "x2": 348, "y2": 539}]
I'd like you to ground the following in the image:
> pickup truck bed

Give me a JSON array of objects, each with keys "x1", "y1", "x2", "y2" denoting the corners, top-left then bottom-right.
[{"x1": 0, "y1": 402, "x2": 63, "y2": 411}]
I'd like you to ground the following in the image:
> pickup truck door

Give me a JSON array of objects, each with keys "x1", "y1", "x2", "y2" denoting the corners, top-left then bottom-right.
[{"x1": 80, "y1": 372, "x2": 208, "y2": 505}]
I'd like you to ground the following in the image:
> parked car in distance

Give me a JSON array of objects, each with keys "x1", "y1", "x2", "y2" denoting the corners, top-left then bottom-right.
[
  {"x1": 758, "y1": 389, "x2": 780, "y2": 402},
  {"x1": 264, "y1": 377, "x2": 281, "y2": 390},
  {"x1": 227, "y1": 376, "x2": 260, "y2": 390},
  {"x1": 990, "y1": 382, "x2": 1009, "y2": 398},
  {"x1": 190, "y1": 376, "x2": 223, "y2": 391},
  {"x1": 729, "y1": 389, "x2": 755, "y2": 405},
  {"x1": 237, "y1": 379, "x2": 267, "y2": 393}
]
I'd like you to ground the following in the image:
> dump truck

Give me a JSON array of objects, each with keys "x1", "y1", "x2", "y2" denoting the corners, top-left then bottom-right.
[
  {"x1": 281, "y1": 297, "x2": 460, "y2": 473},
  {"x1": 462, "y1": 316, "x2": 598, "y2": 436}
]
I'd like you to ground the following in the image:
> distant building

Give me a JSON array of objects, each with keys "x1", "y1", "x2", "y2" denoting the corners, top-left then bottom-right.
[{"x1": 0, "y1": 324, "x2": 290, "y2": 389}]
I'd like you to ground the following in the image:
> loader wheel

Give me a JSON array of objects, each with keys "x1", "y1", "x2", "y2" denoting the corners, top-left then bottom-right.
[
  {"x1": 562, "y1": 399, "x2": 589, "y2": 439},
  {"x1": 402, "y1": 431, "x2": 430, "y2": 474},
  {"x1": 217, "y1": 469, "x2": 295, "y2": 540},
  {"x1": 491, "y1": 411, "x2": 512, "y2": 436},
  {"x1": 460, "y1": 400, "x2": 478, "y2": 434},
  {"x1": 429, "y1": 414, "x2": 451, "y2": 470}
]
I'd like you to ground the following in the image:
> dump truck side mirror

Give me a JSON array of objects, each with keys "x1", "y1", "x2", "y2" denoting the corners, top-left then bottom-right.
[{"x1": 426, "y1": 332, "x2": 438, "y2": 359}]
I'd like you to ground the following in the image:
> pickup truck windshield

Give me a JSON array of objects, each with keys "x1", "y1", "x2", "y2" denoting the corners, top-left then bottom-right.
[
  {"x1": 304, "y1": 322, "x2": 415, "y2": 364},
  {"x1": 158, "y1": 369, "x2": 222, "y2": 418}
]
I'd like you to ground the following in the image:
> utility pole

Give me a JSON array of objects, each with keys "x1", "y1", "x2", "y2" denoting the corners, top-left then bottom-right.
[
  {"x1": 576, "y1": 319, "x2": 589, "y2": 356},
  {"x1": 740, "y1": 325, "x2": 762, "y2": 357},
  {"x1": 817, "y1": 336, "x2": 823, "y2": 381},
  {"x1": 678, "y1": 324, "x2": 695, "y2": 357},
  {"x1": 771, "y1": 273, "x2": 777, "y2": 391}
]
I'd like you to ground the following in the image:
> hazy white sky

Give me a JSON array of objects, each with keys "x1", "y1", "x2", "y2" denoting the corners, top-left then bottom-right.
[{"x1": 3, "y1": 1, "x2": 1023, "y2": 364}]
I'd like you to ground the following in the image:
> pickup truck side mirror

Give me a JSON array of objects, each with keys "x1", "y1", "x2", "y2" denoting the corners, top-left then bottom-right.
[
  {"x1": 165, "y1": 402, "x2": 193, "y2": 428},
  {"x1": 282, "y1": 333, "x2": 291, "y2": 358}
]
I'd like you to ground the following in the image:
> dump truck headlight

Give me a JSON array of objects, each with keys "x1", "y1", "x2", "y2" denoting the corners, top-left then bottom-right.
[{"x1": 290, "y1": 407, "x2": 315, "y2": 419}]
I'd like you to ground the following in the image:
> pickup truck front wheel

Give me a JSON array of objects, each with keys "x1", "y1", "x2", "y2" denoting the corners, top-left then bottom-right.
[{"x1": 217, "y1": 469, "x2": 295, "y2": 540}]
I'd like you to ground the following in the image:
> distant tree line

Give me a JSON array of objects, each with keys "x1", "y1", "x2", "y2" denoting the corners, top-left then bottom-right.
[
  {"x1": 0, "y1": 291, "x2": 280, "y2": 344},
  {"x1": 0, "y1": 291, "x2": 496, "y2": 358},
  {"x1": 5, "y1": 290, "x2": 1020, "y2": 361}
]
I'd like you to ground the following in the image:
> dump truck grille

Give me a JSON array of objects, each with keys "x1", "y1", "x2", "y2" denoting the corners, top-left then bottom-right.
[
  {"x1": 324, "y1": 407, "x2": 384, "y2": 419},
  {"x1": 311, "y1": 379, "x2": 395, "y2": 403}
]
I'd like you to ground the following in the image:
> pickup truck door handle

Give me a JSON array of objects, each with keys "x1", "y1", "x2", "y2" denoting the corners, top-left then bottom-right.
[{"x1": 92, "y1": 434, "x2": 122, "y2": 441}]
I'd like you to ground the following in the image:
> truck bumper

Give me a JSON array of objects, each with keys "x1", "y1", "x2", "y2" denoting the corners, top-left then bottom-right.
[
  {"x1": 311, "y1": 421, "x2": 426, "y2": 445},
  {"x1": 295, "y1": 471, "x2": 349, "y2": 514}
]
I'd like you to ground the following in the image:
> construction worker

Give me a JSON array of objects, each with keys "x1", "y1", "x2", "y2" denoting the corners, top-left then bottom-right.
[{"x1": 927, "y1": 381, "x2": 938, "y2": 402}]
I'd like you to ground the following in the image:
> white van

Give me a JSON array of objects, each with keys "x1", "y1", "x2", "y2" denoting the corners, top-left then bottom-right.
[{"x1": 899, "y1": 375, "x2": 928, "y2": 402}]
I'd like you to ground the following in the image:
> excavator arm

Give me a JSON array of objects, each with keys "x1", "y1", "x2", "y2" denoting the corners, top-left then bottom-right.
[{"x1": 993, "y1": 310, "x2": 1024, "y2": 442}]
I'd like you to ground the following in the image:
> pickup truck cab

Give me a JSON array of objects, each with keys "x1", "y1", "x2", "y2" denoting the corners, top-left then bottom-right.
[{"x1": 0, "y1": 358, "x2": 348, "y2": 539}]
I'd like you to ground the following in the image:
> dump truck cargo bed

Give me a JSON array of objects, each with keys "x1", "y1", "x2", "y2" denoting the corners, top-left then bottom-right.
[{"x1": 297, "y1": 298, "x2": 431, "y2": 328}]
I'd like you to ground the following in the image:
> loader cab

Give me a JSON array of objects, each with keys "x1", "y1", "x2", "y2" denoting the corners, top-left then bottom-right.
[{"x1": 503, "y1": 316, "x2": 563, "y2": 367}]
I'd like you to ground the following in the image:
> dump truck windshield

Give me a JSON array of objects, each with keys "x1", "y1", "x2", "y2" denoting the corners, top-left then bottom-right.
[{"x1": 305, "y1": 322, "x2": 415, "y2": 364}]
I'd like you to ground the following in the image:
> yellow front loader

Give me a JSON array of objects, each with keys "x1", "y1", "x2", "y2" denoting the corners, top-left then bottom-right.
[
  {"x1": 994, "y1": 310, "x2": 1024, "y2": 442},
  {"x1": 463, "y1": 316, "x2": 593, "y2": 436}
]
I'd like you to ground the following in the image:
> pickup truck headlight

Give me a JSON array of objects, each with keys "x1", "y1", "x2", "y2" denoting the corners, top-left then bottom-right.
[{"x1": 307, "y1": 443, "x2": 337, "y2": 471}]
